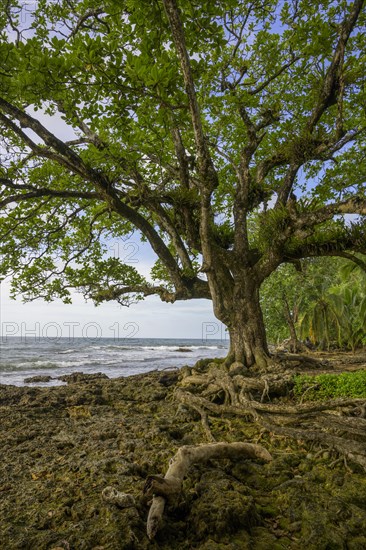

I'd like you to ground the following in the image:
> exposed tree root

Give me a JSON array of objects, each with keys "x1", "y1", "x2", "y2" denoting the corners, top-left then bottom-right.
[
  {"x1": 99, "y1": 355, "x2": 365, "y2": 543},
  {"x1": 144, "y1": 442, "x2": 272, "y2": 540},
  {"x1": 273, "y1": 352, "x2": 329, "y2": 369},
  {"x1": 181, "y1": 367, "x2": 293, "y2": 399},
  {"x1": 176, "y1": 360, "x2": 366, "y2": 471}
]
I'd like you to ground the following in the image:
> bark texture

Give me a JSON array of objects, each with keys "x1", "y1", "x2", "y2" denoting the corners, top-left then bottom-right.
[{"x1": 210, "y1": 270, "x2": 270, "y2": 368}]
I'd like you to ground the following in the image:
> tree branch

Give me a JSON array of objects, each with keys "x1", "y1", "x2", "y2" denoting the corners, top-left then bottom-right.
[
  {"x1": 306, "y1": 0, "x2": 364, "y2": 133},
  {"x1": 284, "y1": 230, "x2": 366, "y2": 262},
  {"x1": 255, "y1": 151, "x2": 289, "y2": 185},
  {"x1": 68, "y1": 8, "x2": 105, "y2": 38},
  {"x1": 292, "y1": 196, "x2": 366, "y2": 233},
  {"x1": 0, "y1": 99, "x2": 88, "y2": 175},
  {"x1": 0, "y1": 99, "x2": 187, "y2": 290},
  {"x1": 275, "y1": 164, "x2": 300, "y2": 207},
  {"x1": 162, "y1": 0, "x2": 218, "y2": 188},
  {"x1": 333, "y1": 252, "x2": 366, "y2": 272},
  {"x1": 249, "y1": 55, "x2": 300, "y2": 95},
  {"x1": 86, "y1": 278, "x2": 210, "y2": 304},
  {"x1": 0, "y1": 178, "x2": 100, "y2": 207},
  {"x1": 149, "y1": 201, "x2": 194, "y2": 271},
  {"x1": 56, "y1": 100, "x2": 106, "y2": 150}
]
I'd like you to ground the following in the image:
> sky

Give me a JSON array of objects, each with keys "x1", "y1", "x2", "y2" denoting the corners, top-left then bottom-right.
[
  {"x1": 0, "y1": 280, "x2": 225, "y2": 340},
  {"x1": 0, "y1": 218, "x2": 223, "y2": 341}
]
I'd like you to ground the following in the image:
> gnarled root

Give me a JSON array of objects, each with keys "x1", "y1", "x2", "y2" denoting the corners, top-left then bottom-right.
[
  {"x1": 144, "y1": 442, "x2": 272, "y2": 540},
  {"x1": 177, "y1": 361, "x2": 366, "y2": 471}
]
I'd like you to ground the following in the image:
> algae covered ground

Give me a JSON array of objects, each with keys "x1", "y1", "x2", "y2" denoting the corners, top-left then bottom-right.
[{"x1": 1, "y1": 354, "x2": 366, "y2": 550}]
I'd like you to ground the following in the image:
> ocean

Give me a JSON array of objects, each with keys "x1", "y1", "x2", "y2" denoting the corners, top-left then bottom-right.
[{"x1": 0, "y1": 337, "x2": 229, "y2": 386}]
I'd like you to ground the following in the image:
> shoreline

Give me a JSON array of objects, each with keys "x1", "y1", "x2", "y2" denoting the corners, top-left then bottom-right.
[
  {"x1": 0, "y1": 338, "x2": 229, "y2": 388},
  {"x1": 0, "y1": 365, "x2": 183, "y2": 388},
  {"x1": 1, "y1": 360, "x2": 366, "y2": 549}
]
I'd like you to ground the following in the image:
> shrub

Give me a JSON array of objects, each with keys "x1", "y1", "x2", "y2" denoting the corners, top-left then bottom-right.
[{"x1": 294, "y1": 370, "x2": 366, "y2": 401}]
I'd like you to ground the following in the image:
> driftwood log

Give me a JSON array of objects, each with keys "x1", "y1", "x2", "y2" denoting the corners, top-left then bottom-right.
[{"x1": 144, "y1": 441, "x2": 272, "y2": 540}]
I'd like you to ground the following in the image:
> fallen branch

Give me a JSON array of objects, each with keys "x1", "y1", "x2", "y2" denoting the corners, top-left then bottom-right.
[{"x1": 144, "y1": 442, "x2": 272, "y2": 540}]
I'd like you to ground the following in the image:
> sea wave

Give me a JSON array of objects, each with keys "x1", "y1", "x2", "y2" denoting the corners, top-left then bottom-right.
[
  {"x1": 0, "y1": 337, "x2": 229, "y2": 385},
  {"x1": 92, "y1": 344, "x2": 225, "y2": 352},
  {"x1": 0, "y1": 359, "x2": 95, "y2": 371}
]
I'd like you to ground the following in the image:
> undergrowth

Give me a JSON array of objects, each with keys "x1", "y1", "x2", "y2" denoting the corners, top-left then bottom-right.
[{"x1": 294, "y1": 370, "x2": 366, "y2": 401}]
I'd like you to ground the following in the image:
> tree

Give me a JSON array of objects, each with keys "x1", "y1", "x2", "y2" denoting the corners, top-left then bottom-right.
[
  {"x1": 260, "y1": 262, "x2": 303, "y2": 349},
  {"x1": 0, "y1": 0, "x2": 365, "y2": 368},
  {"x1": 261, "y1": 257, "x2": 366, "y2": 351}
]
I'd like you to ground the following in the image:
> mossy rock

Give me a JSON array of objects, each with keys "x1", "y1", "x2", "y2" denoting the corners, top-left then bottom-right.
[
  {"x1": 188, "y1": 473, "x2": 258, "y2": 541},
  {"x1": 197, "y1": 536, "x2": 251, "y2": 549},
  {"x1": 2, "y1": 360, "x2": 366, "y2": 550},
  {"x1": 347, "y1": 537, "x2": 366, "y2": 550},
  {"x1": 193, "y1": 358, "x2": 223, "y2": 372},
  {"x1": 249, "y1": 527, "x2": 282, "y2": 549}
]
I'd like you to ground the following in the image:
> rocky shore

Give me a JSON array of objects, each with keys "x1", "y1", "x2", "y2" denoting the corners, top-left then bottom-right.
[{"x1": 1, "y1": 364, "x2": 366, "y2": 549}]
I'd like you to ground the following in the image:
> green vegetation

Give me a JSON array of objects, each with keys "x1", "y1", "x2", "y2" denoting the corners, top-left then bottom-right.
[
  {"x1": 261, "y1": 257, "x2": 366, "y2": 350},
  {"x1": 294, "y1": 370, "x2": 366, "y2": 401}
]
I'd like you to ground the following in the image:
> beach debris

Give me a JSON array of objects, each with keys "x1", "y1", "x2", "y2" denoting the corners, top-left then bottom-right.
[
  {"x1": 102, "y1": 486, "x2": 136, "y2": 508},
  {"x1": 144, "y1": 441, "x2": 272, "y2": 540}
]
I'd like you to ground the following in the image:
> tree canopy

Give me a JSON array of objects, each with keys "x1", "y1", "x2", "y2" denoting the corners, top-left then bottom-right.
[{"x1": 0, "y1": 0, "x2": 365, "y2": 365}]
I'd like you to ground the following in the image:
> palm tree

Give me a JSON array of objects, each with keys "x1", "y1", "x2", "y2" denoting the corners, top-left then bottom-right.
[{"x1": 298, "y1": 260, "x2": 366, "y2": 351}]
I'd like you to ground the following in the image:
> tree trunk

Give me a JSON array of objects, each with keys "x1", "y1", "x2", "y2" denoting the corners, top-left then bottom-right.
[
  {"x1": 282, "y1": 292, "x2": 302, "y2": 352},
  {"x1": 227, "y1": 295, "x2": 269, "y2": 368},
  {"x1": 210, "y1": 269, "x2": 270, "y2": 369}
]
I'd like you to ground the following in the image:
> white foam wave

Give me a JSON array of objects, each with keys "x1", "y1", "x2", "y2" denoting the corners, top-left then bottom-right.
[
  {"x1": 99, "y1": 344, "x2": 224, "y2": 352},
  {"x1": 0, "y1": 338, "x2": 229, "y2": 386},
  {"x1": 14, "y1": 359, "x2": 91, "y2": 370}
]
